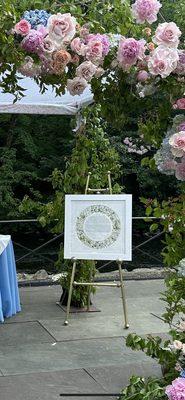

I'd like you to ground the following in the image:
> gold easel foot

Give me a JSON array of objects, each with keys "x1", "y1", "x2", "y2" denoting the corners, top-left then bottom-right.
[
  {"x1": 124, "y1": 324, "x2": 129, "y2": 329},
  {"x1": 64, "y1": 320, "x2": 69, "y2": 326}
]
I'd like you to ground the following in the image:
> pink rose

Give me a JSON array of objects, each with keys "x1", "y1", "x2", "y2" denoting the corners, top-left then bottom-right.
[
  {"x1": 18, "y1": 56, "x2": 41, "y2": 77},
  {"x1": 14, "y1": 19, "x2": 31, "y2": 36},
  {"x1": 39, "y1": 37, "x2": 58, "y2": 55},
  {"x1": 76, "y1": 61, "x2": 97, "y2": 81},
  {"x1": 153, "y1": 22, "x2": 181, "y2": 48},
  {"x1": 137, "y1": 70, "x2": 149, "y2": 81},
  {"x1": 174, "y1": 50, "x2": 185, "y2": 76},
  {"x1": 86, "y1": 34, "x2": 110, "y2": 56},
  {"x1": 80, "y1": 24, "x2": 90, "y2": 38},
  {"x1": 169, "y1": 131, "x2": 185, "y2": 157},
  {"x1": 52, "y1": 49, "x2": 71, "y2": 75},
  {"x1": 71, "y1": 55, "x2": 80, "y2": 64},
  {"x1": 132, "y1": 0, "x2": 162, "y2": 24},
  {"x1": 148, "y1": 46, "x2": 179, "y2": 78},
  {"x1": 178, "y1": 121, "x2": 185, "y2": 132},
  {"x1": 21, "y1": 29, "x2": 45, "y2": 53},
  {"x1": 85, "y1": 39, "x2": 103, "y2": 64},
  {"x1": 173, "y1": 340, "x2": 183, "y2": 350},
  {"x1": 175, "y1": 98, "x2": 185, "y2": 110},
  {"x1": 117, "y1": 37, "x2": 146, "y2": 70},
  {"x1": 70, "y1": 37, "x2": 86, "y2": 56},
  {"x1": 67, "y1": 77, "x2": 88, "y2": 96},
  {"x1": 47, "y1": 13, "x2": 76, "y2": 43}
]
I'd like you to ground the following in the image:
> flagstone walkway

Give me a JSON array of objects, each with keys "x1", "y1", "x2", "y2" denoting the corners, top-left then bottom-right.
[{"x1": 0, "y1": 280, "x2": 167, "y2": 399}]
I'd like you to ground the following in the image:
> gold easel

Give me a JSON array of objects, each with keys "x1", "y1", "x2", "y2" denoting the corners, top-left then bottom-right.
[{"x1": 64, "y1": 172, "x2": 129, "y2": 329}]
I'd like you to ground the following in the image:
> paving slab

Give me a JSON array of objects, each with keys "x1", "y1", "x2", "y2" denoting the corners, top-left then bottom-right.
[
  {"x1": 5, "y1": 285, "x2": 64, "y2": 323},
  {"x1": 0, "y1": 321, "x2": 54, "y2": 346},
  {"x1": 86, "y1": 362, "x2": 162, "y2": 392},
  {"x1": 40, "y1": 308, "x2": 167, "y2": 342},
  {"x1": 0, "y1": 369, "x2": 112, "y2": 400},
  {"x1": 0, "y1": 337, "x2": 149, "y2": 376}
]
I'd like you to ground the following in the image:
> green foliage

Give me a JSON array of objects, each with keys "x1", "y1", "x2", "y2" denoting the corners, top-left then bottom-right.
[
  {"x1": 120, "y1": 376, "x2": 166, "y2": 400},
  {"x1": 126, "y1": 333, "x2": 178, "y2": 382},
  {"x1": 161, "y1": 271, "x2": 185, "y2": 325},
  {"x1": 140, "y1": 195, "x2": 185, "y2": 266},
  {"x1": 0, "y1": 113, "x2": 73, "y2": 219},
  {"x1": 20, "y1": 104, "x2": 122, "y2": 306}
]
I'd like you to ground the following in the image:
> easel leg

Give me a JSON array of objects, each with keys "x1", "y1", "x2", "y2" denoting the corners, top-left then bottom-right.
[
  {"x1": 117, "y1": 260, "x2": 129, "y2": 329},
  {"x1": 87, "y1": 263, "x2": 93, "y2": 311},
  {"x1": 64, "y1": 259, "x2": 76, "y2": 326}
]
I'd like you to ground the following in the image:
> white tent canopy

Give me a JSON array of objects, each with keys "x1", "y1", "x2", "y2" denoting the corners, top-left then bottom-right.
[{"x1": 0, "y1": 77, "x2": 93, "y2": 115}]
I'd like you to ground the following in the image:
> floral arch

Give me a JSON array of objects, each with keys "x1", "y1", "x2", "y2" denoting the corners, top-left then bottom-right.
[{"x1": 0, "y1": 0, "x2": 184, "y2": 181}]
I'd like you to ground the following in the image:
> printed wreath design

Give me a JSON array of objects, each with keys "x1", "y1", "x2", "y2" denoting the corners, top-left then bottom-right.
[{"x1": 76, "y1": 205, "x2": 121, "y2": 249}]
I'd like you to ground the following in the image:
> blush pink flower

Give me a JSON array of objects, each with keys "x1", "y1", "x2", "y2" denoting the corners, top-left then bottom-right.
[
  {"x1": 166, "y1": 377, "x2": 185, "y2": 400},
  {"x1": 14, "y1": 19, "x2": 31, "y2": 36},
  {"x1": 137, "y1": 70, "x2": 149, "y2": 81},
  {"x1": 80, "y1": 24, "x2": 90, "y2": 38},
  {"x1": 86, "y1": 34, "x2": 110, "y2": 56},
  {"x1": 148, "y1": 46, "x2": 179, "y2": 78},
  {"x1": 85, "y1": 39, "x2": 103, "y2": 64},
  {"x1": 47, "y1": 13, "x2": 76, "y2": 43},
  {"x1": 173, "y1": 340, "x2": 183, "y2": 350},
  {"x1": 175, "y1": 50, "x2": 185, "y2": 76},
  {"x1": 18, "y1": 56, "x2": 41, "y2": 77},
  {"x1": 178, "y1": 121, "x2": 185, "y2": 132},
  {"x1": 67, "y1": 77, "x2": 88, "y2": 96},
  {"x1": 175, "y1": 98, "x2": 185, "y2": 110},
  {"x1": 52, "y1": 49, "x2": 71, "y2": 75},
  {"x1": 117, "y1": 37, "x2": 146, "y2": 70},
  {"x1": 70, "y1": 37, "x2": 86, "y2": 56},
  {"x1": 76, "y1": 61, "x2": 97, "y2": 81},
  {"x1": 132, "y1": 0, "x2": 162, "y2": 24},
  {"x1": 39, "y1": 37, "x2": 58, "y2": 55},
  {"x1": 175, "y1": 159, "x2": 185, "y2": 182},
  {"x1": 153, "y1": 22, "x2": 181, "y2": 48},
  {"x1": 21, "y1": 29, "x2": 45, "y2": 53},
  {"x1": 169, "y1": 131, "x2": 185, "y2": 157}
]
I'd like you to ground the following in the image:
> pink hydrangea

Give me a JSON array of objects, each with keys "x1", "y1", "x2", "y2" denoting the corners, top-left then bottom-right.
[
  {"x1": 21, "y1": 29, "x2": 45, "y2": 53},
  {"x1": 47, "y1": 13, "x2": 76, "y2": 44},
  {"x1": 14, "y1": 19, "x2": 31, "y2": 36},
  {"x1": 169, "y1": 131, "x2": 185, "y2": 157},
  {"x1": 166, "y1": 377, "x2": 185, "y2": 400},
  {"x1": 132, "y1": 0, "x2": 162, "y2": 24},
  {"x1": 175, "y1": 159, "x2": 185, "y2": 181},
  {"x1": 86, "y1": 34, "x2": 110, "y2": 56},
  {"x1": 153, "y1": 22, "x2": 181, "y2": 48},
  {"x1": 117, "y1": 37, "x2": 146, "y2": 70},
  {"x1": 148, "y1": 46, "x2": 179, "y2": 78}
]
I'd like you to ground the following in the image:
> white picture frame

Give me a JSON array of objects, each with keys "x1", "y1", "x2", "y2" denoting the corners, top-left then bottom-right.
[{"x1": 64, "y1": 194, "x2": 132, "y2": 261}]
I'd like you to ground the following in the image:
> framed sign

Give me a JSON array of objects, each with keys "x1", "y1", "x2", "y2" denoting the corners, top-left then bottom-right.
[{"x1": 64, "y1": 194, "x2": 132, "y2": 261}]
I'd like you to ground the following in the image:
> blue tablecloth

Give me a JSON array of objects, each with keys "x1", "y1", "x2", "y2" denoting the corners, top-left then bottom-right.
[{"x1": 0, "y1": 240, "x2": 21, "y2": 322}]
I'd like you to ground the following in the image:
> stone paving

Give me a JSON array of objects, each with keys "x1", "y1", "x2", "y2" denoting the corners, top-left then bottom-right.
[{"x1": 0, "y1": 280, "x2": 168, "y2": 399}]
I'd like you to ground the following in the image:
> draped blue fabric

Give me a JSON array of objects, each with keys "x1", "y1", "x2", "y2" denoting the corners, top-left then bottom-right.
[{"x1": 0, "y1": 241, "x2": 21, "y2": 322}]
